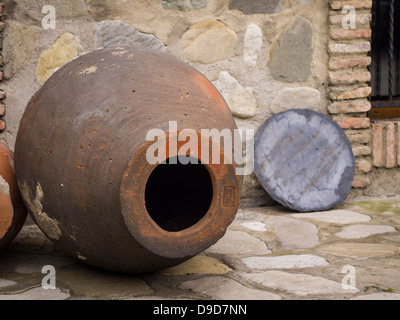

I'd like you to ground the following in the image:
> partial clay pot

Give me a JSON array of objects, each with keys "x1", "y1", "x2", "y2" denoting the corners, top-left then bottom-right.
[{"x1": 0, "y1": 142, "x2": 27, "y2": 250}]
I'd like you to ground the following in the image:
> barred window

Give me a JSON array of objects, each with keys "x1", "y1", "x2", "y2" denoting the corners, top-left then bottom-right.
[{"x1": 370, "y1": 0, "x2": 400, "y2": 119}]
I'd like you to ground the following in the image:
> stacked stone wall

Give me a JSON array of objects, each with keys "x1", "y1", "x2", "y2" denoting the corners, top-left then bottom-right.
[{"x1": 1, "y1": 0, "x2": 399, "y2": 202}]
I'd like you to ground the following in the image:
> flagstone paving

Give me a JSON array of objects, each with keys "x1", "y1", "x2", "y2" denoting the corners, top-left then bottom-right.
[{"x1": 0, "y1": 196, "x2": 399, "y2": 300}]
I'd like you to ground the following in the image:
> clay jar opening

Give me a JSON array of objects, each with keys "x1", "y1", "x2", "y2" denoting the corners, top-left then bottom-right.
[
  {"x1": 144, "y1": 156, "x2": 213, "y2": 232},
  {"x1": 120, "y1": 131, "x2": 241, "y2": 259}
]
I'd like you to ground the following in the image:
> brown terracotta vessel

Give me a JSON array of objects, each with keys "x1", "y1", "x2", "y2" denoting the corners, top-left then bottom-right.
[
  {"x1": 0, "y1": 142, "x2": 27, "y2": 250},
  {"x1": 15, "y1": 47, "x2": 242, "y2": 273}
]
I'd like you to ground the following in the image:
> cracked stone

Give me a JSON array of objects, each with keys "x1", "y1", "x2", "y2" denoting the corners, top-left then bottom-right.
[
  {"x1": 206, "y1": 230, "x2": 271, "y2": 256},
  {"x1": 95, "y1": 20, "x2": 165, "y2": 51},
  {"x1": 179, "y1": 276, "x2": 282, "y2": 300}
]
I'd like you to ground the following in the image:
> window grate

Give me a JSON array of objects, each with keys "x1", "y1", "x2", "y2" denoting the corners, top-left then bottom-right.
[{"x1": 370, "y1": 0, "x2": 400, "y2": 119}]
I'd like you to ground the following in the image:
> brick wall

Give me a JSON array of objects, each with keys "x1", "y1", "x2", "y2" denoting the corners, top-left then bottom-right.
[
  {"x1": 328, "y1": 0, "x2": 373, "y2": 189},
  {"x1": 372, "y1": 122, "x2": 400, "y2": 168}
]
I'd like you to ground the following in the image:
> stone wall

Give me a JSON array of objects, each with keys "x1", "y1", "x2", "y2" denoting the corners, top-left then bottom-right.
[{"x1": 0, "y1": 0, "x2": 397, "y2": 205}]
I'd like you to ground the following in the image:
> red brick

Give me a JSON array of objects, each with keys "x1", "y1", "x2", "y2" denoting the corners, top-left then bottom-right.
[
  {"x1": 386, "y1": 122, "x2": 396, "y2": 168},
  {"x1": 329, "y1": 42, "x2": 371, "y2": 54},
  {"x1": 328, "y1": 99, "x2": 371, "y2": 114},
  {"x1": 397, "y1": 123, "x2": 400, "y2": 167},
  {"x1": 372, "y1": 123, "x2": 383, "y2": 167},
  {"x1": 329, "y1": 86, "x2": 372, "y2": 100},
  {"x1": 331, "y1": 1, "x2": 373, "y2": 10},
  {"x1": 329, "y1": 56, "x2": 371, "y2": 70},
  {"x1": 345, "y1": 129, "x2": 371, "y2": 144},
  {"x1": 330, "y1": 28, "x2": 371, "y2": 40},
  {"x1": 329, "y1": 71, "x2": 371, "y2": 85},
  {"x1": 329, "y1": 13, "x2": 371, "y2": 26},
  {"x1": 335, "y1": 117, "x2": 371, "y2": 129}
]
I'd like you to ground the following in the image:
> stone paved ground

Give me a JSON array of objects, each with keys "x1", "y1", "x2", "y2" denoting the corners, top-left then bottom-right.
[{"x1": 0, "y1": 196, "x2": 400, "y2": 301}]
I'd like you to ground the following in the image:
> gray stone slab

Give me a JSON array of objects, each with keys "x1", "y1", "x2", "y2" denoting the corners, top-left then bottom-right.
[
  {"x1": 206, "y1": 230, "x2": 271, "y2": 256},
  {"x1": 156, "y1": 0, "x2": 207, "y2": 11},
  {"x1": 266, "y1": 216, "x2": 319, "y2": 250},
  {"x1": 291, "y1": 210, "x2": 371, "y2": 224},
  {"x1": 95, "y1": 20, "x2": 165, "y2": 51},
  {"x1": 270, "y1": 17, "x2": 313, "y2": 82},
  {"x1": 242, "y1": 254, "x2": 329, "y2": 270},
  {"x1": 240, "y1": 271, "x2": 359, "y2": 296},
  {"x1": 319, "y1": 243, "x2": 400, "y2": 258},
  {"x1": 57, "y1": 268, "x2": 153, "y2": 298},
  {"x1": 0, "y1": 279, "x2": 17, "y2": 289},
  {"x1": 352, "y1": 293, "x2": 400, "y2": 300},
  {"x1": 0, "y1": 287, "x2": 70, "y2": 300},
  {"x1": 179, "y1": 276, "x2": 282, "y2": 300},
  {"x1": 335, "y1": 224, "x2": 396, "y2": 239},
  {"x1": 270, "y1": 87, "x2": 322, "y2": 114},
  {"x1": 229, "y1": 0, "x2": 284, "y2": 15},
  {"x1": 14, "y1": 255, "x2": 78, "y2": 274},
  {"x1": 254, "y1": 109, "x2": 355, "y2": 212}
]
